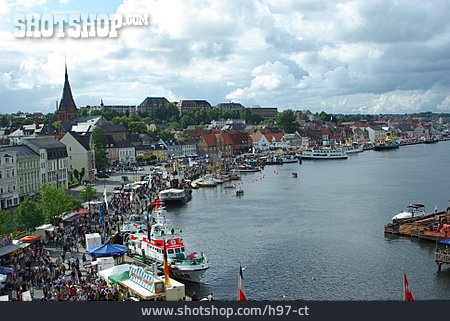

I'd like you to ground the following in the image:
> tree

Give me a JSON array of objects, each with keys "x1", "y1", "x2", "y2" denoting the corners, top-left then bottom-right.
[
  {"x1": 92, "y1": 128, "x2": 108, "y2": 172},
  {"x1": 79, "y1": 185, "x2": 98, "y2": 203},
  {"x1": 14, "y1": 200, "x2": 44, "y2": 231},
  {"x1": 276, "y1": 109, "x2": 298, "y2": 133},
  {"x1": 0, "y1": 209, "x2": 14, "y2": 235},
  {"x1": 79, "y1": 167, "x2": 85, "y2": 183},
  {"x1": 128, "y1": 121, "x2": 147, "y2": 134},
  {"x1": 73, "y1": 168, "x2": 80, "y2": 183},
  {"x1": 38, "y1": 184, "x2": 82, "y2": 223}
]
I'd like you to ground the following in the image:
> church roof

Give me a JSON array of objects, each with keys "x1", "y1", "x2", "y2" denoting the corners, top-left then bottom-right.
[{"x1": 58, "y1": 64, "x2": 78, "y2": 113}]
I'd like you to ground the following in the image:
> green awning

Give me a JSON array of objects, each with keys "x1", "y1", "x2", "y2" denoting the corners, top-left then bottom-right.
[{"x1": 108, "y1": 271, "x2": 130, "y2": 284}]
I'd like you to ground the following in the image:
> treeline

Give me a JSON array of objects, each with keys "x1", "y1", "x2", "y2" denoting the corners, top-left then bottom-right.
[{"x1": 0, "y1": 184, "x2": 98, "y2": 234}]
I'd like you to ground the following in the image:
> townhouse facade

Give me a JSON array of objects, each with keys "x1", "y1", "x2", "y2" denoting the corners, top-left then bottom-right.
[
  {"x1": 60, "y1": 131, "x2": 96, "y2": 182},
  {"x1": 23, "y1": 137, "x2": 69, "y2": 189}
]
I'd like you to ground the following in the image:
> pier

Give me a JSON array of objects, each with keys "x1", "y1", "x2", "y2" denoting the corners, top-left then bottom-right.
[{"x1": 384, "y1": 210, "x2": 450, "y2": 241}]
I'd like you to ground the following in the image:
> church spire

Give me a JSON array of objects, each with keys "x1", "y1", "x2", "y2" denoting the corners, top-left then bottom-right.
[{"x1": 58, "y1": 61, "x2": 77, "y2": 113}]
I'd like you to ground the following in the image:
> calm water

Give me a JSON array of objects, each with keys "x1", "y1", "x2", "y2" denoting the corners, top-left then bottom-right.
[{"x1": 166, "y1": 141, "x2": 450, "y2": 300}]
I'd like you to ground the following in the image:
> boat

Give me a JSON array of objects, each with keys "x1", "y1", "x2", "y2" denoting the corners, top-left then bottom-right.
[
  {"x1": 343, "y1": 145, "x2": 364, "y2": 154},
  {"x1": 424, "y1": 138, "x2": 439, "y2": 144},
  {"x1": 373, "y1": 142, "x2": 399, "y2": 151},
  {"x1": 228, "y1": 173, "x2": 241, "y2": 181},
  {"x1": 374, "y1": 133, "x2": 400, "y2": 151},
  {"x1": 282, "y1": 155, "x2": 299, "y2": 163},
  {"x1": 127, "y1": 200, "x2": 208, "y2": 283},
  {"x1": 159, "y1": 188, "x2": 188, "y2": 203},
  {"x1": 292, "y1": 172, "x2": 298, "y2": 178},
  {"x1": 237, "y1": 165, "x2": 260, "y2": 172},
  {"x1": 391, "y1": 204, "x2": 427, "y2": 222},
  {"x1": 224, "y1": 184, "x2": 236, "y2": 189},
  {"x1": 196, "y1": 177, "x2": 217, "y2": 187},
  {"x1": 301, "y1": 148, "x2": 348, "y2": 160},
  {"x1": 236, "y1": 189, "x2": 244, "y2": 196},
  {"x1": 265, "y1": 155, "x2": 283, "y2": 165}
]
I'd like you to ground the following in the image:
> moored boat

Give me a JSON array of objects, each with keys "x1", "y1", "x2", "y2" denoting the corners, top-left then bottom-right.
[
  {"x1": 392, "y1": 204, "x2": 427, "y2": 222},
  {"x1": 127, "y1": 201, "x2": 208, "y2": 283},
  {"x1": 159, "y1": 188, "x2": 189, "y2": 203},
  {"x1": 301, "y1": 148, "x2": 348, "y2": 160}
]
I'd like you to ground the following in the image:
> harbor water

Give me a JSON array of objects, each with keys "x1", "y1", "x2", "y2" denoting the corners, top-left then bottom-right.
[{"x1": 166, "y1": 141, "x2": 450, "y2": 300}]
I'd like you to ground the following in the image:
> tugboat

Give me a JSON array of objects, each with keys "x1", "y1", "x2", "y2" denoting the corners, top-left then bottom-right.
[
  {"x1": 127, "y1": 198, "x2": 209, "y2": 283},
  {"x1": 374, "y1": 134, "x2": 400, "y2": 151}
]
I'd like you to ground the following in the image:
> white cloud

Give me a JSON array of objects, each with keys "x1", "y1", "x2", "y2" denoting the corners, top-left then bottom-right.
[{"x1": 0, "y1": 0, "x2": 450, "y2": 113}]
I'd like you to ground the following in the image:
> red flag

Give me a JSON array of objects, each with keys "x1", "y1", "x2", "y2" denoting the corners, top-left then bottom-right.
[
  {"x1": 238, "y1": 263, "x2": 247, "y2": 301},
  {"x1": 403, "y1": 272, "x2": 414, "y2": 301}
]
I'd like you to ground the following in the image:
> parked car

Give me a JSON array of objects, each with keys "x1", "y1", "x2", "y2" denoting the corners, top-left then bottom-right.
[{"x1": 96, "y1": 172, "x2": 110, "y2": 179}]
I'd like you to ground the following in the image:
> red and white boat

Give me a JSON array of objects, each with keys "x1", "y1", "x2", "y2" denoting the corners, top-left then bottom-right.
[{"x1": 127, "y1": 198, "x2": 209, "y2": 283}]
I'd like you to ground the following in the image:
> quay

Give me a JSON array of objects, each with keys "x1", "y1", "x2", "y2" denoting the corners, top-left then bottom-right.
[{"x1": 384, "y1": 210, "x2": 450, "y2": 241}]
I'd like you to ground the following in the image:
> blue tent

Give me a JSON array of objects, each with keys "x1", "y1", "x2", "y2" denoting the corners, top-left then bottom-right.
[
  {"x1": 439, "y1": 239, "x2": 450, "y2": 245},
  {"x1": 86, "y1": 244, "x2": 128, "y2": 257}
]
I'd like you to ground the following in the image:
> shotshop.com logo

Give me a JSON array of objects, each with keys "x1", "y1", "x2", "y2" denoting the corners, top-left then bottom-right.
[{"x1": 13, "y1": 13, "x2": 149, "y2": 38}]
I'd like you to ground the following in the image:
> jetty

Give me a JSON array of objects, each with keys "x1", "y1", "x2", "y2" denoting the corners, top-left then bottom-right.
[{"x1": 384, "y1": 210, "x2": 450, "y2": 241}]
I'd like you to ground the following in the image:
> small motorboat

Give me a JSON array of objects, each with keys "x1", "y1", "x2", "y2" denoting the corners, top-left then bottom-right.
[
  {"x1": 224, "y1": 185, "x2": 236, "y2": 189},
  {"x1": 292, "y1": 172, "x2": 298, "y2": 178},
  {"x1": 392, "y1": 203, "x2": 427, "y2": 222},
  {"x1": 236, "y1": 189, "x2": 244, "y2": 196}
]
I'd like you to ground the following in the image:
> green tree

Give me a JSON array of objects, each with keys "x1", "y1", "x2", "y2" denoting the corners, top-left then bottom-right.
[
  {"x1": 0, "y1": 209, "x2": 14, "y2": 235},
  {"x1": 128, "y1": 121, "x2": 147, "y2": 134},
  {"x1": 80, "y1": 167, "x2": 85, "y2": 183},
  {"x1": 73, "y1": 168, "x2": 80, "y2": 183},
  {"x1": 38, "y1": 184, "x2": 82, "y2": 223},
  {"x1": 14, "y1": 200, "x2": 44, "y2": 231},
  {"x1": 276, "y1": 109, "x2": 298, "y2": 133},
  {"x1": 79, "y1": 185, "x2": 98, "y2": 203},
  {"x1": 92, "y1": 128, "x2": 108, "y2": 172}
]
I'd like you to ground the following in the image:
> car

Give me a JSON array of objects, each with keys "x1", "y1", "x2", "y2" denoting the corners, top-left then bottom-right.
[
  {"x1": 137, "y1": 167, "x2": 144, "y2": 171},
  {"x1": 114, "y1": 186, "x2": 122, "y2": 191},
  {"x1": 96, "y1": 172, "x2": 110, "y2": 178}
]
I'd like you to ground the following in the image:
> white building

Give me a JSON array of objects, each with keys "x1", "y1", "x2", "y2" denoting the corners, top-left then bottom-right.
[
  {"x1": 0, "y1": 150, "x2": 19, "y2": 209},
  {"x1": 60, "y1": 131, "x2": 96, "y2": 182},
  {"x1": 250, "y1": 133, "x2": 271, "y2": 151},
  {"x1": 24, "y1": 137, "x2": 69, "y2": 189},
  {"x1": 179, "y1": 141, "x2": 197, "y2": 157},
  {"x1": 366, "y1": 126, "x2": 387, "y2": 143}
]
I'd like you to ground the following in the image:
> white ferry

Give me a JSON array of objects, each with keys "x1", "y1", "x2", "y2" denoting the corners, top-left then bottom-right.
[
  {"x1": 159, "y1": 188, "x2": 188, "y2": 203},
  {"x1": 127, "y1": 199, "x2": 208, "y2": 283},
  {"x1": 301, "y1": 148, "x2": 348, "y2": 160}
]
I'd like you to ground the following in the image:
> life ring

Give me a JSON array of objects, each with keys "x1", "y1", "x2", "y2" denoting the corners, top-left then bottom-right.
[{"x1": 170, "y1": 239, "x2": 176, "y2": 245}]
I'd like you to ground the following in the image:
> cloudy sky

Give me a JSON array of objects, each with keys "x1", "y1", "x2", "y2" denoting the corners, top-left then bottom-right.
[{"x1": 1, "y1": 0, "x2": 450, "y2": 114}]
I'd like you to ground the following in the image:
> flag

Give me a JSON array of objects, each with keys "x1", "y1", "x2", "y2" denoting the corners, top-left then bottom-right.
[
  {"x1": 146, "y1": 212, "x2": 151, "y2": 240},
  {"x1": 98, "y1": 203, "x2": 105, "y2": 226},
  {"x1": 103, "y1": 187, "x2": 109, "y2": 212},
  {"x1": 238, "y1": 263, "x2": 247, "y2": 301},
  {"x1": 403, "y1": 272, "x2": 414, "y2": 301},
  {"x1": 163, "y1": 240, "x2": 171, "y2": 287}
]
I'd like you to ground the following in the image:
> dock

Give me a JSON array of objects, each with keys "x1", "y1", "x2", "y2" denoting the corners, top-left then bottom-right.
[{"x1": 384, "y1": 210, "x2": 450, "y2": 241}]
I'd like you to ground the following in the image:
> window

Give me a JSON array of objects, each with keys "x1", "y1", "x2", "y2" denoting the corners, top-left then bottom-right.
[
  {"x1": 168, "y1": 249, "x2": 174, "y2": 254},
  {"x1": 175, "y1": 248, "x2": 180, "y2": 254}
]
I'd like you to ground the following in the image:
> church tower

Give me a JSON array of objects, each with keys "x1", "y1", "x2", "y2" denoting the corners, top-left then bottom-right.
[{"x1": 55, "y1": 63, "x2": 78, "y2": 125}]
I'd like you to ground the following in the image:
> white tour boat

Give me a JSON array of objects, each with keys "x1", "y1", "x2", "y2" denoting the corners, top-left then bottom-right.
[
  {"x1": 301, "y1": 148, "x2": 348, "y2": 160},
  {"x1": 159, "y1": 188, "x2": 188, "y2": 203}
]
